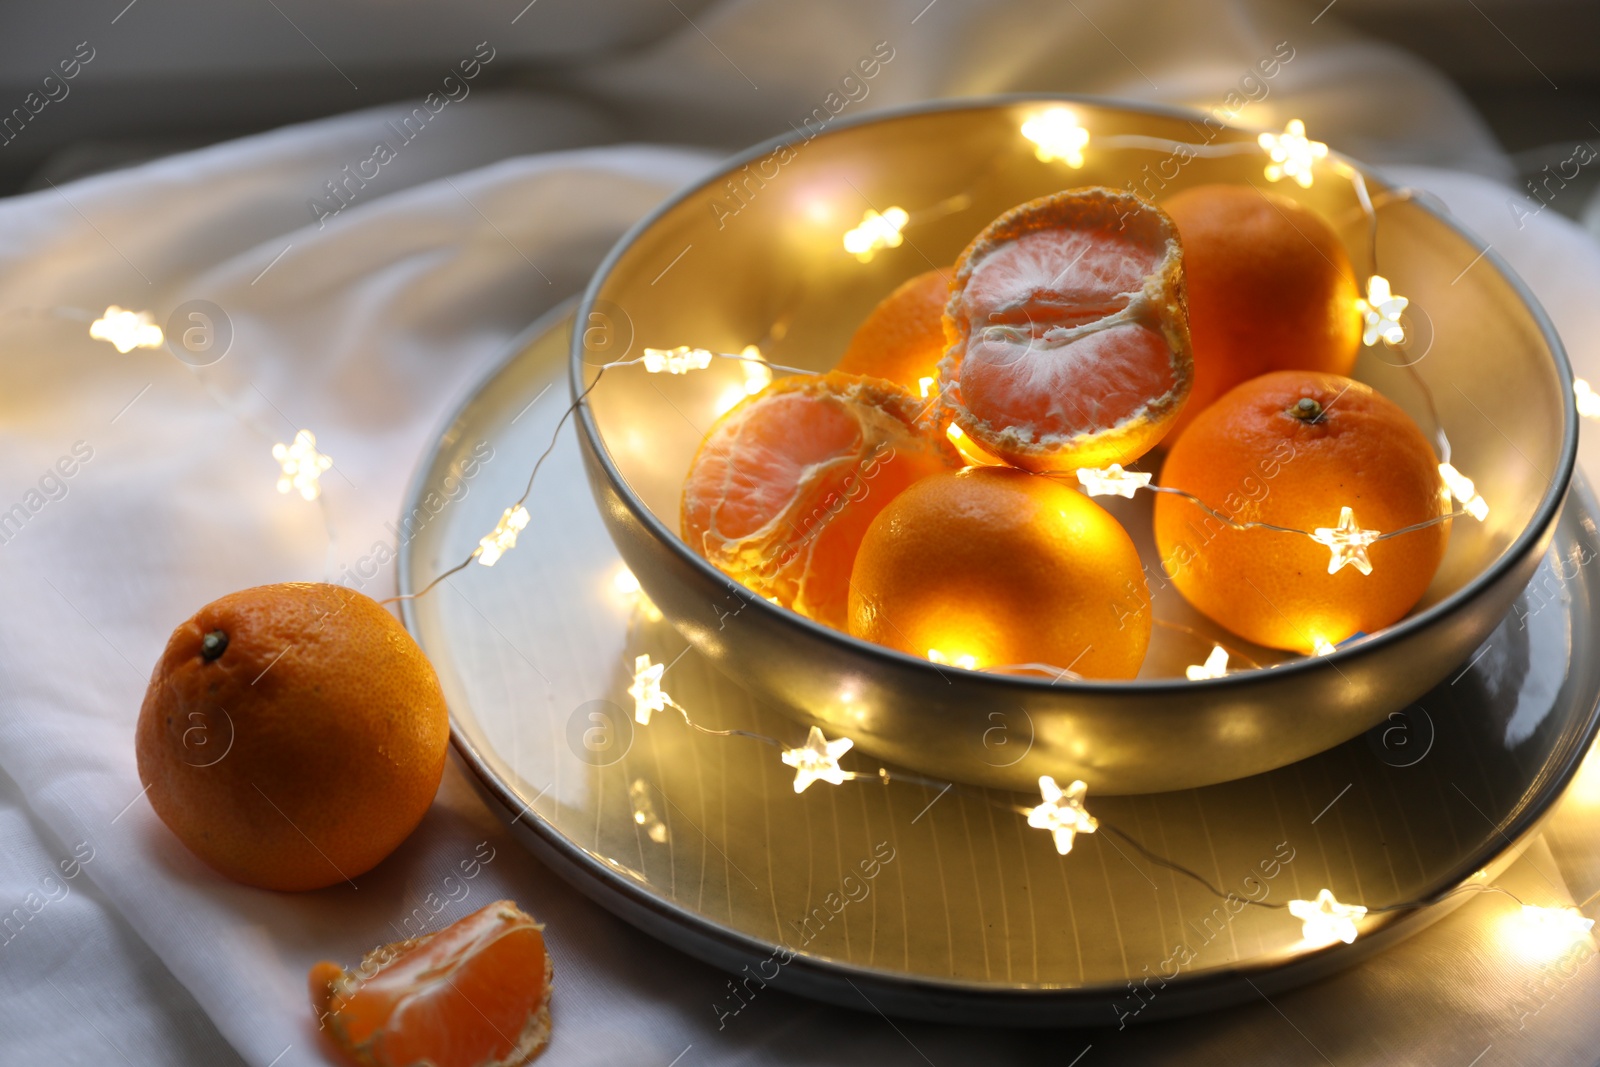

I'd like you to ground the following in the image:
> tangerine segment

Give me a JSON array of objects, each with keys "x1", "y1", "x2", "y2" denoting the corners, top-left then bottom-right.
[
  {"x1": 848, "y1": 466, "x2": 1151, "y2": 679},
  {"x1": 836, "y1": 267, "x2": 951, "y2": 393},
  {"x1": 1153, "y1": 371, "x2": 1448, "y2": 654},
  {"x1": 1161, "y1": 184, "x2": 1361, "y2": 440},
  {"x1": 681, "y1": 371, "x2": 960, "y2": 630},
  {"x1": 940, "y1": 188, "x2": 1192, "y2": 472},
  {"x1": 311, "y1": 900, "x2": 552, "y2": 1067}
]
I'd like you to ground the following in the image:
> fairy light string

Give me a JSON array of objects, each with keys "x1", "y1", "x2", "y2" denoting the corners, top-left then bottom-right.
[
  {"x1": 79, "y1": 117, "x2": 1595, "y2": 953},
  {"x1": 613, "y1": 630, "x2": 1598, "y2": 950}
]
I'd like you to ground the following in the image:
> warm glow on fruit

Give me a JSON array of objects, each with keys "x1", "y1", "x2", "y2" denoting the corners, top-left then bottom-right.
[
  {"x1": 1154, "y1": 371, "x2": 1448, "y2": 654},
  {"x1": 848, "y1": 467, "x2": 1151, "y2": 679}
]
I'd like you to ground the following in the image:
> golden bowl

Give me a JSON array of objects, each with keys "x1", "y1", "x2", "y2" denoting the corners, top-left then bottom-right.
[{"x1": 572, "y1": 96, "x2": 1576, "y2": 794}]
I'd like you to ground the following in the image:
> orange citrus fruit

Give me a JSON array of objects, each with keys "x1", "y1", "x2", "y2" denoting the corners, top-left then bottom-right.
[
  {"x1": 847, "y1": 466, "x2": 1150, "y2": 679},
  {"x1": 836, "y1": 267, "x2": 951, "y2": 393},
  {"x1": 135, "y1": 582, "x2": 449, "y2": 892},
  {"x1": 1161, "y1": 184, "x2": 1362, "y2": 440},
  {"x1": 939, "y1": 187, "x2": 1192, "y2": 472},
  {"x1": 681, "y1": 371, "x2": 960, "y2": 630},
  {"x1": 1153, "y1": 370, "x2": 1448, "y2": 654},
  {"x1": 310, "y1": 899, "x2": 552, "y2": 1067}
]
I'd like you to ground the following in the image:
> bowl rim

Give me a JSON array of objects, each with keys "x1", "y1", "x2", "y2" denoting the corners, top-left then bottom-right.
[{"x1": 570, "y1": 91, "x2": 1579, "y2": 695}]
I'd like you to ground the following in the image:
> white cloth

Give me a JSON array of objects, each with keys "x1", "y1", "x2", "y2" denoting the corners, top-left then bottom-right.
[{"x1": 3, "y1": 1, "x2": 1600, "y2": 1064}]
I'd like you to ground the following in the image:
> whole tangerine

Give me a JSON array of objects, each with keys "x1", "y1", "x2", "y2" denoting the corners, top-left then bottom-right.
[
  {"x1": 1161, "y1": 184, "x2": 1362, "y2": 440},
  {"x1": 939, "y1": 186, "x2": 1192, "y2": 471},
  {"x1": 835, "y1": 267, "x2": 951, "y2": 394},
  {"x1": 136, "y1": 583, "x2": 449, "y2": 892},
  {"x1": 681, "y1": 371, "x2": 960, "y2": 630},
  {"x1": 1153, "y1": 370, "x2": 1448, "y2": 654},
  {"x1": 847, "y1": 466, "x2": 1151, "y2": 679}
]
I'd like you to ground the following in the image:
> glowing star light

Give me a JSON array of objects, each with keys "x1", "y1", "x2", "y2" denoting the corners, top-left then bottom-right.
[
  {"x1": 1077, "y1": 464, "x2": 1153, "y2": 500},
  {"x1": 1289, "y1": 889, "x2": 1367, "y2": 947},
  {"x1": 1312, "y1": 637, "x2": 1338, "y2": 656},
  {"x1": 475, "y1": 504, "x2": 530, "y2": 566},
  {"x1": 1438, "y1": 462, "x2": 1489, "y2": 522},
  {"x1": 642, "y1": 346, "x2": 714, "y2": 375},
  {"x1": 1513, "y1": 905, "x2": 1596, "y2": 958},
  {"x1": 1021, "y1": 108, "x2": 1090, "y2": 167},
  {"x1": 271, "y1": 430, "x2": 333, "y2": 501},
  {"x1": 714, "y1": 344, "x2": 772, "y2": 416},
  {"x1": 740, "y1": 344, "x2": 772, "y2": 393},
  {"x1": 1357, "y1": 274, "x2": 1408, "y2": 347},
  {"x1": 613, "y1": 566, "x2": 664, "y2": 622},
  {"x1": 843, "y1": 206, "x2": 909, "y2": 262},
  {"x1": 1575, "y1": 378, "x2": 1600, "y2": 420},
  {"x1": 89, "y1": 305, "x2": 164, "y2": 353},
  {"x1": 927, "y1": 648, "x2": 978, "y2": 670},
  {"x1": 1258, "y1": 118, "x2": 1328, "y2": 188},
  {"x1": 1186, "y1": 645, "x2": 1230, "y2": 681},
  {"x1": 781, "y1": 726, "x2": 854, "y2": 793},
  {"x1": 627, "y1": 653, "x2": 668, "y2": 725},
  {"x1": 1026, "y1": 776, "x2": 1099, "y2": 855},
  {"x1": 1311, "y1": 506, "x2": 1381, "y2": 576}
]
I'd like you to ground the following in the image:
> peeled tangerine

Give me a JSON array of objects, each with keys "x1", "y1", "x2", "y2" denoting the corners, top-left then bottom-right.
[
  {"x1": 681, "y1": 371, "x2": 960, "y2": 629},
  {"x1": 848, "y1": 467, "x2": 1151, "y2": 679},
  {"x1": 940, "y1": 187, "x2": 1192, "y2": 472},
  {"x1": 1153, "y1": 371, "x2": 1449, "y2": 654},
  {"x1": 310, "y1": 900, "x2": 552, "y2": 1067}
]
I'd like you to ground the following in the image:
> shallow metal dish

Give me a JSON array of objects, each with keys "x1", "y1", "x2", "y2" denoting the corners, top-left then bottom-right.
[{"x1": 572, "y1": 96, "x2": 1577, "y2": 794}]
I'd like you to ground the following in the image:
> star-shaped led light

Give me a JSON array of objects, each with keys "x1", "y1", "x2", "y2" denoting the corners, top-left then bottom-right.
[
  {"x1": 714, "y1": 344, "x2": 773, "y2": 415},
  {"x1": 843, "y1": 206, "x2": 909, "y2": 262},
  {"x1": 89, "y1": 306, "x2": 164, "y2": 353},
  {"x1": 739, "y1": 344, "x2": 771, "y2": 394},
  {"x1": 475, "y1": 505, "x2": 530, "y2": 566},
  {"x1": 1077, "y1": 464, "x2": 1153, "y2": 499},
  {"x1": 1438, "y1": 462, "x2": 1489, "y2": 522},
  {"x1": 1021, "y1": 108, "x2": 1090, "y2": 167},
  {"x1": 1512, "y1": 904, "x2": 1596, "y2": 959},
  {"x1": 642, "y1": 346, "x2": 714, "y2": 375},
  {"x1": 1311, "y1": 506, "x2": 1380, "y2": 576},
  {"x1": 1356, "y1": 274, "x2": 1408, "y2": 347},
  {"x1": 1521, "y1": 904, "x2": 1595, "y2": 936},
  {"x1": 781, "y1": 726, "x2": 854, "y2": 793},
  {"x1": 1026, "y1": 776, "x2": 1099, "y2": 855},
  {"x1": 1575, "y1": 378, "x2": 1600, "y2": 420},
  {"x1": 271, "y1": 430, "x2": 333, "y2": 501},
  {"x1": 627, "y1": 653, "x2": 668, "y2": 725},
  {"x1": 1312, "y1": 637, "x2": 1338, "y2": 657},
  {"x1": 612, "y1": 566, "x2": 664, "y2": 622},
  {"x1": 1185, "y1": 645, "x2": 1230, "y2": 681},
  {"x1": 1257, "y1": 118, "x2": 1328, "y2": 188},
  {"x1": 1289, "y1": 889, "x2": 1367, "y2": 946}
]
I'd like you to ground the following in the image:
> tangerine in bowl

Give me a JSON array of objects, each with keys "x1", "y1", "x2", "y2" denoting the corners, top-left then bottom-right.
[{"x1": 572, "y1": 97, "x2": 1576, "y2": 794}]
